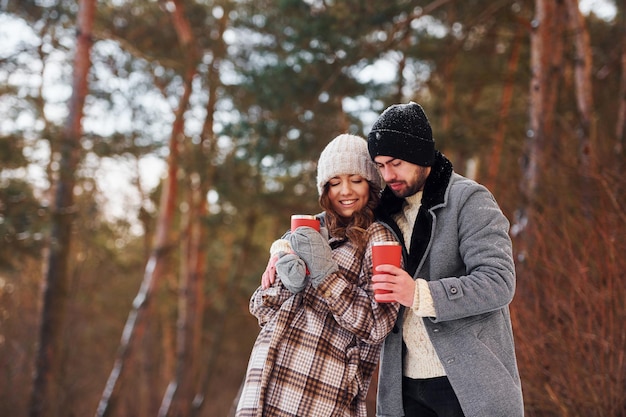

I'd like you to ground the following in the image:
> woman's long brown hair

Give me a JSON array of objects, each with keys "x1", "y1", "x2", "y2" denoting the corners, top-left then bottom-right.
[{"x1": 319, "y1": 181, "x2": 381, "y2": 256}]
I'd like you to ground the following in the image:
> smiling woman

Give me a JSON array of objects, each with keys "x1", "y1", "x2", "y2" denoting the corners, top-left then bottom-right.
[
  {"x1": 237, "y1": 133, "x2": 400, "y2": 417},
  {"x1": 316, "y1": 135, "x2": 383, "y2": 221}
]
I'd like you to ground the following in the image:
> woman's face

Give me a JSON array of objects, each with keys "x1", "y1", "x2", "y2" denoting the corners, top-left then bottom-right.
[{"x1": 326, "y1": 174, "x2": 370, "y2": 220}]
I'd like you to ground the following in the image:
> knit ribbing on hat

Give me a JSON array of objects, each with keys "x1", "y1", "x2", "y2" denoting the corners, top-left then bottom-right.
[
  {"x1": 367, "y1": 102, "x2": 436, "y2": 166},
  {"x1": 316, "y1": 134, "x2": 384, "y2": 196}
]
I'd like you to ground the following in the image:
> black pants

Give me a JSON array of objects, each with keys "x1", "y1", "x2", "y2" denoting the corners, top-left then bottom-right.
[{"x1": 402, "y1": 376, "x2": 465, "y2": 417}]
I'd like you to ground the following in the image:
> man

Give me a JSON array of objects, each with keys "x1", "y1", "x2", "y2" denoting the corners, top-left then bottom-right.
[{"x1": 367, "y1": 102, "x2": 524, "y2": 417}]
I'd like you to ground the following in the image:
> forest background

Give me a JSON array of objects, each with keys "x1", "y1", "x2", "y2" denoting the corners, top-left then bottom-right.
[{"x1": 1, "y1": 0, "x2": 624, "y2": 416}]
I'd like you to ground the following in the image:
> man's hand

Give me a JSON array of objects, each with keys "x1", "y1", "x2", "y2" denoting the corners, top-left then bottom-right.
[
  {"x1": 261, "y1": 254, "x2": 280, "y2": 289},
  {"x1": 371, "y1": 264, "x2": 415, "y2": 307}
]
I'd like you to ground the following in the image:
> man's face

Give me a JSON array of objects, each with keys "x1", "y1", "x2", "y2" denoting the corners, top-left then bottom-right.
[{"x1": 374, "y1": 156, "x2": 431, "y2": 198}]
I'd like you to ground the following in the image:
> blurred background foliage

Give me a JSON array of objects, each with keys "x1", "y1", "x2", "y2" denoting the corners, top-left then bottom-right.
[{"x1": 0, "y1": 0, "x2": 624, "y2": 416}]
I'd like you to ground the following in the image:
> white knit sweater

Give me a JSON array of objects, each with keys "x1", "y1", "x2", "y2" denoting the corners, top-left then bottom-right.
[{"x1": 393, "y1": 191, "x2": 447, "y2": 379}]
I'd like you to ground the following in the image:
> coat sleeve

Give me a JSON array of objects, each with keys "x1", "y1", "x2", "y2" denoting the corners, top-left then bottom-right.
[
  {"x1": 314, "y1": 222, "x2": 401, "y2": 345},
  {"x1": 249, "y1": 280, "x2": 297, "y2": 327},
  {"x1": 249, "y1": 230, "x2": 297, "y2": 326},
  {"x1": 428, "y1": 182, "x2": 516, "y2": 322}
]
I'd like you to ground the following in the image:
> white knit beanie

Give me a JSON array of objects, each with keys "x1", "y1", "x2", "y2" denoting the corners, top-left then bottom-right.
[{"x1": 316, "y1": 134, "x2": 384, "y2": 196}]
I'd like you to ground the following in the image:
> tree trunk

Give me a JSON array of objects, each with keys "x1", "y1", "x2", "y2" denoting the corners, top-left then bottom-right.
[
  {"x1": 158, "y1": 0, "x2": 202, "y2": 415},
  {"x1": 189, "y1": 13, "x2": 229, "y2": 416},
  {"x1": 516, "y1": 0, "x2": 563, "y2": 244},
  {"x1": 95, "y1": 0, "x2": 189, "y2": 411},
  {"x1": 485, "y1": 22, "x2": 523, "y2": 192},
  {"x1": 441, "y1": 4, "x2": 456, "y2": 135},
  {"x1": 29, "y1": 1, "x2": 95, "y2": 417},
  {"x1": 95, "y1": 129, "x2": 180, "y2": 417},
  {"x1": 564, "y1": 0, "x2": 595, "y2": 214},
  {"x1": 615, "y1": 9, "x2": 626, "y2": 170}
]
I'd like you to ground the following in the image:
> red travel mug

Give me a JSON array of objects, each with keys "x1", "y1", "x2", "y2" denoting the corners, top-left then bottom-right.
[
  {"x1": 290, "y1": 215, "x2": 320, "y2": 232},
  {"x1": 372, "y1": 241, "x2": 401, "y2": 302}
]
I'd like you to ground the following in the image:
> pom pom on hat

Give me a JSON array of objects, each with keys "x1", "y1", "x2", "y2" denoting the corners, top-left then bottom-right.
[
  {"x1": 368, "y1": 102, "x2": 436, "y2": 166},
  {"x1": 316, "y1": 134, "x2": 384, "y2": 196}
]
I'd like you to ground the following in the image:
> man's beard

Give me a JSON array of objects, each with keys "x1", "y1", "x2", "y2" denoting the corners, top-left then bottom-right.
[
  {"x1": 389, "y1": 182, "x2": 421, "y2": 198},
  {"x1": 388, "y1": 168, "x2": 429, "y2": 198}
]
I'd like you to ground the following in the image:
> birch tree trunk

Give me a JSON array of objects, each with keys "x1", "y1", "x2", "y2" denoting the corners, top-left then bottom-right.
[
  {"x1": 29, "y1": 2, "x2": 95, "y2": 417},
  {"x1": 516, "y1": 0, "x2": 563, "y2": 245}
]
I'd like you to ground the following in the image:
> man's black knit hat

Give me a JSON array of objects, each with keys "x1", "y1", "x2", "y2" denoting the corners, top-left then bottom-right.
[{"x1": 367, "y1": 102, "x2": 435, "y2": 166}]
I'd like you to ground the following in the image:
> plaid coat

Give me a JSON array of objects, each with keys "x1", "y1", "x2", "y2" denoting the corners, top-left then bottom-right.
[{"x1": 236, "y1": 222, "x2": 401, "y2": 417}]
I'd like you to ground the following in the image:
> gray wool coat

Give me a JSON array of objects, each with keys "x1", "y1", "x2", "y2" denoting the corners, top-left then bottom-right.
[{"x1": 374, "y1": 152, "x2": 524, "y2": 417}]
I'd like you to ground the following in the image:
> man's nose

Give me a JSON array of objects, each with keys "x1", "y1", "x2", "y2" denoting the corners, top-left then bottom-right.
[{"x1": 380, "y1": 167, "x2": 394, "y2": 181}]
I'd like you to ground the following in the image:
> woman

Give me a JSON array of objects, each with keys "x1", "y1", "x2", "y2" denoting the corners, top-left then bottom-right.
[{"x1": 236, "y1": 134, "x2": 401, "y2": 417}]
